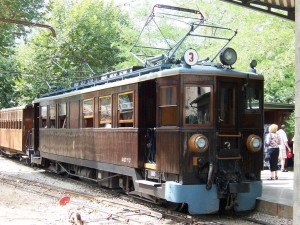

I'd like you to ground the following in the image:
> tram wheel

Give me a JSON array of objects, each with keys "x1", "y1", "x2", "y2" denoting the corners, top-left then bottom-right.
[{"x1": 164, "y1": 201, "x2": 186, "y2": 212}]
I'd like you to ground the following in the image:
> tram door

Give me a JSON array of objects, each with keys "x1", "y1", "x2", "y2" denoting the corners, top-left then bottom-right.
[{"x1": 217, "y1": 79, "x2": 241, "y2": 151}]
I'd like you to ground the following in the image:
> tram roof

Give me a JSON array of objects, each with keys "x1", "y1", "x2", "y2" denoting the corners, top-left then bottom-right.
[
  {"x1": 264, "y1": 102, "x2": 294, "y2": 110},
  {"x1": 221, "y1": 0, "x2": 295, "y2": 21},
  {"x1": 33, "y1": 64, "x2": 263, "y2": 103},
  {"x1": 0, "y1": 105, "x2": 30, "y2": 112}
]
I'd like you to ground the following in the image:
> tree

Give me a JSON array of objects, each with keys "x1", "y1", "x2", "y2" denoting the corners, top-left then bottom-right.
[
  {"x1": 15, "y1": 0, "x2": 135, "y2": 102},
  {"x1": 0, "y1": 55, "x2": 20, "y2": 108},
  {"x1": 0, "y1": 0, "x2": 49, "y2": 55}
]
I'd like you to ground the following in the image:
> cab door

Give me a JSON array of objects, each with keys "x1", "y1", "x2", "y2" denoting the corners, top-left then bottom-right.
[
  {"x1": 216, "y1": 78, "x2": 241, "y2": 157},
  {"x1": 217, "y1": 80, "x2": 239, "y2": 132}
]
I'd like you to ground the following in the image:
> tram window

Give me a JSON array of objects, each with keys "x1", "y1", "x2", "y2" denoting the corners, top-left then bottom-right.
[
  {"x1": 118, "y1": 92, "x2": 134, "y2": 127},
  {"x1": 17, "y1": 110, "x2": 22, "y2": 129},
  {"x1": 83, "y1": 99, "x2": 94, "y2": 128},
  {"x1": 8, "y1": 112, "x2": 11, "y2": 129},
  {"x1": 185, "y1": 86, "x2": 212, "y2": 125},
  {"x1": 159, "y1": 86, "x2": 177, "y2": 126},
  {"x1": 99, "y1": 96, "x2": 112, "y2": 127},
  {"x1": 59, "y1": 103, "x2": 67, "y2": 128},
  {"x1": 244, "y1": 87, "x2": 261, "y2": 113},
  {"x1": 11, "y1": 112, "x2": 15, "y2": 129},
  {"x1": 49, "y1": 105, "x2": 56, "y2": 128},
  {"x1": 41, "y1": 106, "x2": 47, "y2": 128}
]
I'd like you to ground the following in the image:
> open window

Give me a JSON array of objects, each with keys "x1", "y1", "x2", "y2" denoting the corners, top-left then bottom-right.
[
  {"x1": 99, "y1": 96, "x2": 112, "y2": 128},
  {"x1": 83, "y1": 98, "x2": 94, "y2": 128},
  {"x1": 49, "y1": 105, "x2": 56, "y2": 128},
  {"x1": 185, "y1": 85, "x2": 212, "y2": 125},
  {"x1": 59, "y1": 103, "x2": 67, "y2": 128},
  {"x1": 118, "y1": 92, "x2": 134, "y2": 127},
  {"x1": 159, "y1": 86, "x2": 177, "y2": 126},
  {"x1": 41, "y1": 106, "x2": 48, "y2": 128}
]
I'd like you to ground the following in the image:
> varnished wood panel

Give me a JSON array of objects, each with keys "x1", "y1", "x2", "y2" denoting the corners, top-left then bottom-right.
[
  {"x1": 70, "y1": 101, "x2": 80, "y2": 128},
  {"x1": 156, "y1": 128, "x2": 180, "y2": 174},
  {"x1": 39, "y1": 128, "x2": 139, "y2": 168},
  {"x1": 0, "y1": 129, "x2": 23, "y2": 151}
]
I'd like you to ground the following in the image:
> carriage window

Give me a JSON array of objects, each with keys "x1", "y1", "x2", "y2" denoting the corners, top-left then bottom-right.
[
  {"x1": 118, "y1": 92, "x2": 134, "y2": 127},
  {"x1": 17, "y1": 110, "x2": 22, "y2": 129},
  {"x1": 244, "y1": 87, "x2": 261, "y2": 113},
  {"x1": 159, "y1": 86, "x2": 177, "y2": 126},
  {"x1": 41, "y1": 106, "x2": 47, "y2": 128},
  {"x1": 49, "y1": 105, "x2": 56, "y2": 128},
  {"x1": 83, "y1": 99, "x2": 94, "y2": 128},
  {"x1": 99, "y1": 96, "x2": 112, "y2": 128},
  {"x1": 59, "y1": 103, "x2": 67, "y2": 128},
  {"x1": 185, "y1": 86, "x2": 212, "y2": 125}
]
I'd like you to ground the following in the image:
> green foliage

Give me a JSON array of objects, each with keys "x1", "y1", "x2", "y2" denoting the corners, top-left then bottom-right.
[
  {"x1": 0, "y1": 56, "x2": 20, "y2": 108},
  {"x1": 285, "y1": 111, "x2": 295, "y2": 138},
  {"x1": 15, "y1": 0, "x2": 135, "y2": 102},
  {"x1": 0, "y1": 0, "x2": 49, "y2": 55}
]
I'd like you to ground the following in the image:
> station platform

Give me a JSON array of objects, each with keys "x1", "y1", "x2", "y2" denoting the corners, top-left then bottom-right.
[{"x1": 257, "y1": 168, "x2": 294, "y2": 219}]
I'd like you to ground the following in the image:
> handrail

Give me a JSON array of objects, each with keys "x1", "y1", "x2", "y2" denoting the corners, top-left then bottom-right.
[
  {"x1": 217, "y1": 155, "x2": 242, "y2": 160},
  {"x1": 217, "y1": 132, "x2": 241, "y2": 137}
]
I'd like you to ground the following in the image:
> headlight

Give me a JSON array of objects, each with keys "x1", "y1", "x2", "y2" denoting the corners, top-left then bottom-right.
[
  {"x1": 219, "y1": 47, "x2": 237, "y2": 66},
  {"x1": 246, "y1": 134, "x2": 262, "y2": 152},
  {"x1": 188, "y1": 134, "x2": 209, "y2": 153}
]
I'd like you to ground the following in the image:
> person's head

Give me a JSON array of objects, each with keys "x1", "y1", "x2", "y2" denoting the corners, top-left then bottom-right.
[
  {"x1": 269, "y1": 124, "x2": 278, "y2": 133},
  {"x1": 281, "y1": 124, "x2": 285, "y2": 130}
]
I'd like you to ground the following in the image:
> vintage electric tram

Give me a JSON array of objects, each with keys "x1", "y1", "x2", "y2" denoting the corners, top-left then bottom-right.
[{"x1": 0, "y1": 5, "x2": 264, "y2": 214}]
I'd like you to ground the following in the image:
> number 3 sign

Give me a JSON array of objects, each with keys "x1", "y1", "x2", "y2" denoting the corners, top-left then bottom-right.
[{"x1": 184, "y1": 48, "x2": 198, "y2": 66}]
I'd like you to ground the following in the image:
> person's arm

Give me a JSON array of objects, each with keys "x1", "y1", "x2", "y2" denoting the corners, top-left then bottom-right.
[{"x1": 285, "y1": 141, "x2": 291, "y2": 151}]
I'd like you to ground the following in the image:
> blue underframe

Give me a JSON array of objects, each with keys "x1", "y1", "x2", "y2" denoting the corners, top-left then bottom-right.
[{"x1": 165, "y1": 181, "x2": 262, "y2": 214}]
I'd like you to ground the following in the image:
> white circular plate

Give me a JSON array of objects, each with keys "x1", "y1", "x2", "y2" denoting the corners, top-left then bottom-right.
[{"x1": 184, "y1": 49, "x2": 198, "y2": 66}]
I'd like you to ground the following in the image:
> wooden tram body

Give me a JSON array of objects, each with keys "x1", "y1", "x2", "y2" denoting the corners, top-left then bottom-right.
[
  {"x1": 32, "y1": 64, "x2": 264, "y2": 214},
  {"x1": 0, "y1": 5, "x2": 265, "y2": 214}
]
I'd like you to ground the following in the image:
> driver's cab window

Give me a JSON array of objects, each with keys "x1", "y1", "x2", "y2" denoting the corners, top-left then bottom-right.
[
  {"x1": 185, "y1": 86, "x2": 212, "y2": 125},
  {"x1": 244, "y1": 87, "x2": 261, "y2": 113}
]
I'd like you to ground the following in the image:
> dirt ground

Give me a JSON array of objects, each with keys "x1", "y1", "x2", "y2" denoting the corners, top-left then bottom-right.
[{"x1": 0, "y1": 157, "x2": 73, "y2": 225}]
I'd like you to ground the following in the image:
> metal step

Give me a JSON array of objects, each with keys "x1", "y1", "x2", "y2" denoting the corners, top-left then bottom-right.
[{"x1": 135, "y1": 180, "x2": 162, "y2": 187}]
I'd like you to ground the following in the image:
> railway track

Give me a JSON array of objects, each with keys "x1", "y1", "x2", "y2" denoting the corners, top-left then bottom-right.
[{"x1": 0, "y1": 173, "x2": 215, "y2": 224}]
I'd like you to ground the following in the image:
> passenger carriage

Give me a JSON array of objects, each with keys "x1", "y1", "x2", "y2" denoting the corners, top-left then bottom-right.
[{"x1": 0, "y1": 105, "x2": 33, "y2": 156}]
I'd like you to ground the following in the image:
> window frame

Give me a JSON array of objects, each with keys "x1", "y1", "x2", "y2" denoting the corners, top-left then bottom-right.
[
  {"x1": 99, "y1": 95, "x2": 112, "y2": 127},
  {"x1": 58, "y1": 103, "x2": 67, "y2": 129},
  {"x1": 183, "y1": 84, "x2": 214, "y2": 127},
  {"x1": 158, "y1": 85, "x2": 178, "y2": 127},
  {"x1": 40, "y1": 105, "x2": 48, "y2": 128},
  {"x1": 83, "y1": 98, "x2": 94, "y2": 128},
  {"x1": 118, "y1": 91, "x2": 134, "y2": 126}
]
